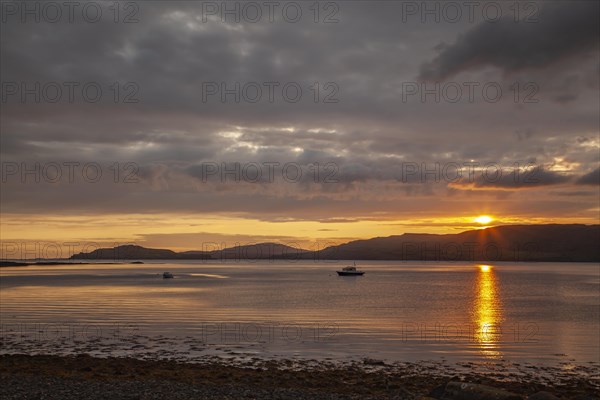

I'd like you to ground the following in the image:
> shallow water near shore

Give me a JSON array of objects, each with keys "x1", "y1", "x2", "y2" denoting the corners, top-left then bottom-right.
[{"x1": 1, "y1": 261, "x2": 598, "y2": 370}]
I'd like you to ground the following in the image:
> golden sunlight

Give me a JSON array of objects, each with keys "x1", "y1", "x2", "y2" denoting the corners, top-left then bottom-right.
[
  {"x1": 474, "y1": 265, "x2": 502, "y2": 358},
  {"x1": 474, "y1": 215, "x2": 493, "y2": 225}
]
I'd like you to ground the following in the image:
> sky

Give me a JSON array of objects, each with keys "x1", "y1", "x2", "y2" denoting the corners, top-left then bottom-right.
[{"x1": 1, "y1": 0, "x2": 599, "y2": 257}]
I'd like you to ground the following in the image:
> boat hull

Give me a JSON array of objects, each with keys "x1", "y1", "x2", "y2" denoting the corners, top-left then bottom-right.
[{"x1": 337, "y1": 271, "x2": 365, "y2": 276}]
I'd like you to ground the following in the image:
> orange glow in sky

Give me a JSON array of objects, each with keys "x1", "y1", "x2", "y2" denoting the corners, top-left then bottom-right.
[{"x1": 0, "y1": 212, "x2": 595, "y2": 257}]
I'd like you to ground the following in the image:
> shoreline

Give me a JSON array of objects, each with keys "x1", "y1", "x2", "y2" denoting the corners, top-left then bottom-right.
[
  {"x1": 0, "y1": 261, "x2": 144, "y2": 268},
  {"x1": 1, "y1": 353, "x2": 598, "y2": 399},
  {"x1": 3, "y1": 260, "x2": 600, "y2": 268}
]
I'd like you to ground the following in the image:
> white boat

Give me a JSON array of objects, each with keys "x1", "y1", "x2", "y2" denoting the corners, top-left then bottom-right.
[
  {"x1": 162, "y1": 272, "x2": 174, "y2": 279},
  {"x1": 337, "y1": 262, "x2": 365, "y2": 276}
]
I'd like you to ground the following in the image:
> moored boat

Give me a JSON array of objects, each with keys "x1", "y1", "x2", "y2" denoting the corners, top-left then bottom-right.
[{"x1": 337, "y1": 262, "x2": 365, "y2": 276}]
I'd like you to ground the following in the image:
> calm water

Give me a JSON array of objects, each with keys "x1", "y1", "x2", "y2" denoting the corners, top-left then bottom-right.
[{"x1": 1, "y1": 261, "x2": 598, "y2": 364}]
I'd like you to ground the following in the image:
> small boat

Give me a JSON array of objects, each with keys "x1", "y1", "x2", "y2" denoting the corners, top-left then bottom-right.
[
  {"x1": 337, "y1": 262, "x2": 365, "y2": 276},
  {"x1": 162, "y1": 272, "x2": 174, "y2": 279}
]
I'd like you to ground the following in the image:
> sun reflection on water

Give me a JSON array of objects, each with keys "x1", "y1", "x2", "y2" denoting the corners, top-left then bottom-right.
[{"x1": 474, "y1": 265, "x2": 503, "y2": 358}]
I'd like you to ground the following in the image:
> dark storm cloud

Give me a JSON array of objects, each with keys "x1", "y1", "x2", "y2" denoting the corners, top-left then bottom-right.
[
  {"x1": 0, "y1": 1, "x2": 598, "y2": 221},
  {"x1": 419, "y1": 1, "x2": 600, "y2": 80},
  {"x1": 576, "y1": 168, "x2": 600, "y2": 185},
  {"x1": 450, "y1": 167, "x2": 571, "y2": 190}
]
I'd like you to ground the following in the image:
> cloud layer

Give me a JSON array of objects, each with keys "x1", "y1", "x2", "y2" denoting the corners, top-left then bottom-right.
[{"x1": 1, "y1": 1, "x2": 598, "y2": 238}]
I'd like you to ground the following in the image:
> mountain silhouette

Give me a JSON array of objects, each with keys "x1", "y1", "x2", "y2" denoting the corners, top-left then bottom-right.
[{"x1": 70, "y1": 224, "x2": 599, "y2": 262}]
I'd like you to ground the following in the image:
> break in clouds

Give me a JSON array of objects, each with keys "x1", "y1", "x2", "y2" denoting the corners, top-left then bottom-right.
[{"x1": 1, "y1": 0, "x2": 598, "y2": 222}]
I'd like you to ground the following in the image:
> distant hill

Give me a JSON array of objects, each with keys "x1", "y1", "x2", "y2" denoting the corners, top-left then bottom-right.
[
  {"x1": 71, "y1": 243, "x2": 303, "y2": 260},
  {"x1": 69, "y1": 225, "x2": 600, "y2": 262},
  {"x1": 214, "y1": 242, "x2": 304, "y2": 259},
  {"x1": 70, "y1": 245, "x2": 182, "y2": 260},
  {"x1": 312, "y1": 224, "x2": 600, "y2": 262}
]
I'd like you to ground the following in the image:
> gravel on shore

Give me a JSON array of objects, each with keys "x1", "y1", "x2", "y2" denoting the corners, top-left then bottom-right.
[{"x1": 1, "y1": 354, "x2": 598, "y2": 399}]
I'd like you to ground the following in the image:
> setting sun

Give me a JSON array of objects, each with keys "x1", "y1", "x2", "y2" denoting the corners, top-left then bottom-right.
[
  {"x1": 474, "y1": 215, "x2": 494, "y2": 225},
  {"x1": 480, "y1": 265, "x2": 491, "y2": 272}
]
